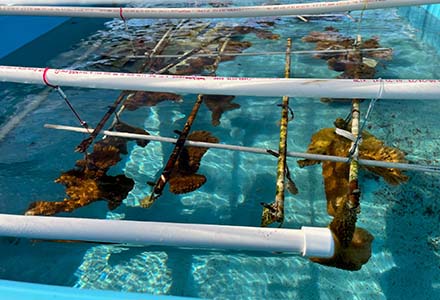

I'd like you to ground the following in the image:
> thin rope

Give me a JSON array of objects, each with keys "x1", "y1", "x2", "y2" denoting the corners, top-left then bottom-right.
[
  {"x1": 348, "y1": 78, "x2": 384, "y2": 158},
  {"x1": 119, "y1": 7, "x2": 136, "y2": 55},
  {"x1": 42, "y1": 68, "x2": 89, "y2": 131},
  {"x1": 356, "y1": 0, "x2": 369, "y2": 38}
]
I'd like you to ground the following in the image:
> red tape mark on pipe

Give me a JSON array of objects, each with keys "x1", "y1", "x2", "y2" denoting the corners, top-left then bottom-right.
[
  {"x1": 42, "y1": 67, "x2": 57, "y2": 88},
  {"x1": 119, "y1": 7, "x2": 125, "y2": 21}
]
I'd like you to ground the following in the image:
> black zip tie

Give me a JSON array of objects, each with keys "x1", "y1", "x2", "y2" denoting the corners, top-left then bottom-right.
[
  {"x1": 276, "y1": 103, "x2": 294, "y2": 121},
  {"x1": 43, "y1": 68, "x2": 89, "y2": 130}
]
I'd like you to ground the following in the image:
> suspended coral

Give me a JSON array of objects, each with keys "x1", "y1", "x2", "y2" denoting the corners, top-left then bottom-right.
[
  {"x1": 208, "y1": 1, "x2": 232, "y2": 8},
  {"x1": 219, "y1": 40, "x2": 253, "y2": 62},
  {"x1": 124, "y1": 91, "x2": 183, "y2": 111},
  {"x1": 113, "y1": 120, "x2": 151, "y2": 148},
  {"x1": 168, "y1": 130, "x2": 219, "y2": 194},
  {"x1": 171, "y1": 56, "x2": 217, "y2": 75},
  {"x1": 303, "y1": 27, "x2": 391, "y2": 61},
  {"x1": 298, "y1": 118, "x2": 405, "y2": 270},
  {"x1": 202, "y1": 95, "x2": 240, "y2": 126},
  {"x1": 25, "y1": 122, "x2": 150, "y2": 216},
  {"x1": 232, "y1": 26, "x2": 280, "y2": 40},
  {"x1": 310, "y1": 226, "x2": 374, "y2": 271},
  {"x1": 303, "y1": 28, "x2": 392, "y2": 102},
  {"x1": 298, "y1": 118, "x2": 408, "y2": 216},
  {"x1": 302, "y1": 26, "x2": 346, "y2": 43},
  {"x1": 26, "y1": 173, "x2": 134, "y2": 216}
]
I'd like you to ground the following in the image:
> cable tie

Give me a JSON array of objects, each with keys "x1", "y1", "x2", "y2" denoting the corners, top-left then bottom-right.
[
  {"x1": 335, "y1": 128, "x2": 356, "y2": 141},
  {"x1": 376, "y1": 77, "x2": 384, "y2": 100},
  {"x1": 42, "y1": 67, "x2": 58, "y2": 89},
  {"x1": 336, "y1": 128, "x2": 362, "y2": 161}
]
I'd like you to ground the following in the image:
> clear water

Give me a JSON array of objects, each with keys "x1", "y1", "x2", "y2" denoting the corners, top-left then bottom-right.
[{"x1": 0, "y1": 1, "x2": 439, "y2": 299}]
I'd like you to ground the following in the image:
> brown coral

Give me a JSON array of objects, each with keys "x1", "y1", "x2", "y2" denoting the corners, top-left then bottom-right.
[
  {"x1": 113, "y1": 120, "x2": 151, "y2": 148},
  {"x1": 76, "y1": 143, "x2": 121, "y2": 178},
  {"x1": 233, "y1": 26, "x2": 280, "y2": 40},
  {"x1": 298, "y1": 118, "x2": 408, "y2": 216},
  {"x1": 125, "y1": 91, "x2": 182, "y2": 110},
  {"x1": 220, "y1": 40, "x2": 252, "y2": 62},
  {"x1": 310, "y1": 227, "x2": 374, "y2": 271},
  {"x1": 302, "y1": 27, "x2": 344, "y2": 43},
  {"x1": 172, "y1": 57, "x2": 216, "y2": 75},
  {"x1": 302, "y1": 29, "x2": 392, "y2": 90},
  {"x1": 25, "y1": 121, "x2": 151, "y2": 216},
  {"x1": 202, "y1": 95, "x2": 240, "y2": 126},
  {"x1": 26, "y1": 173, "x2": 134, "y2": 216},
  {"x1": 168, "y1": 131, "x2": 219, "y2": 194}
]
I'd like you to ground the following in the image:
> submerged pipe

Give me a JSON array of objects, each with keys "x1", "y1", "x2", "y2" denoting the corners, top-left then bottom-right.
[
  {"x1": 130, "y1": 47, "x2": 393, "y2": 59},
  {"x1": 0, "y1": 214, "x2": 334, "y2": 257},
  {"x1": 1, "y1": 1, "x2": 440, "y2": 18},
  {"x1": 44, "y1": 123, "x2": 440, "y2": 173},
  {"x1": 1, "y1": 66, "x2": 440, "y2": 99}
]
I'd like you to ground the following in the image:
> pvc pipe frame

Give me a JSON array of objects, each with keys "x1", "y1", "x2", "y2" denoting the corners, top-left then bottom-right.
[
  {"x1": 0, "y1": 214, "x2": 335, "y2": 258},
  {"x1": 1, "y1": 66, "x2": 440, "y2": 100},
  {"x1": 1, "y1": 0, "x2": 440, "y2": 19}
]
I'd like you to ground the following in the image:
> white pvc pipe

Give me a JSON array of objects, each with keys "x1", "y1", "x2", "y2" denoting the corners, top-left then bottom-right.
[
  {"x1": 130, "y1": 47, "x2": 393, "y2": 59},
  {"x1": 1, "y1": 1, "x2": 439, "y2": 19},
  {"x1": 1, "y1": 66, "x2": 439, "y2": 100},
  {"x1": 44, "y1": 124, "x2": 440, "y2": 173},
  {"x1": 1, "y1": 0, "x2": 137, "y2": 4},
  {"x1": 0, "y1": 214, "x2": 334, "y2": 257},
  {"x1": 0, "y1": 0, "x2": 210, "y2": 5}
]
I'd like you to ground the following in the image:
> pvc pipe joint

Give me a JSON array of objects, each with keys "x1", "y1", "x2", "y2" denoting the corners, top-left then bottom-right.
[{"x1": 301, "y1": 226, "x2": 334, "y2": 257}]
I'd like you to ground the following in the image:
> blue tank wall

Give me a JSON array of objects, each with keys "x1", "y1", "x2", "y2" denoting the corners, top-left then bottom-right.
[
  {"x1": 399, "y1": 4, "x2": 440, "y2": 54},
  {"x1": 0, "y1": 280, "x2": 197, "y2": 300},
  {"x1": 423, "y1": 3, "x2": 440, "y2": 16},
  {"x1": 0, "y1": 16, "x2": 68, "y2": 59}
]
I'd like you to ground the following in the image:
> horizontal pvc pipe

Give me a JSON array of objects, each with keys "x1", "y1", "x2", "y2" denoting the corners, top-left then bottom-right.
[
  {"x1": 44, "y1": 124, "x2": 440, "y2": 173},
  {"x1": 1, "y1": 66, "x2": 440, "y2": 100},
  {"x1": 1, "y1": 0, "x2": 209, "y2": 5},
  {"x1": 130, "y1": 47, "x2": 393, "y2": 59},
  {"x1": 0, "y1": 214, "x2": 335, "y2": 257},
  {"x1": 1, "y1": 0, "x2": 138, "y2": 4},
  {"x1": 1, "y1": 1, "x2": 440, "y2": 19}
]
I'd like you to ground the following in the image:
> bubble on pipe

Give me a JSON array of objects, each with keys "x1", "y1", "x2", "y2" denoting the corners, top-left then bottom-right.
[
  {"x1": 1, "y1": 1, "x2": 440, "y2": 19},
  {"x1": 0, "y1": 214, "x2": 334, "y2": 257}
]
